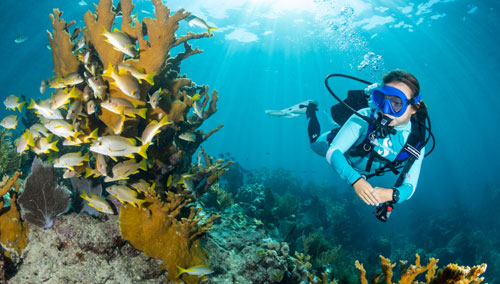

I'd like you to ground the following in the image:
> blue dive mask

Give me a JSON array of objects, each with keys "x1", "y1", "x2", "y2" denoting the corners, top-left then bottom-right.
[{"x1": 371, "y1": 85, "x2": 422, "y2": 117}]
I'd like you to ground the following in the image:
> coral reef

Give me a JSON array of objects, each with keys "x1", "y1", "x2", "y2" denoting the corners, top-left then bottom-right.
[
  {"x1": 0, "y1": 130, "x2": 24, "y2": 177},
  {"x1": 119, "y1": 190, "x2": 219, "y2": 283},
  {"x1": 8, "y1": 214, "x2": 166, "y2": 284},
  {"x1": 0, "y1": 172, "x2": 28, "y2": 262},
  {"x1": 355, "y1": 254, "x2": 487, "y2": 284},
  {"x1": 12, "y1": 0, "x2": 227, "y2": 281},
  {"x1": 18, "y1": 158, "x2": 71, "y2": 229}
]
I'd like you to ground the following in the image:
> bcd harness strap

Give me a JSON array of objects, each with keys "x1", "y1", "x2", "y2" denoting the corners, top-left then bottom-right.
[{"x1": 348, "y1": 115, "x2": 425, "y2": 185}]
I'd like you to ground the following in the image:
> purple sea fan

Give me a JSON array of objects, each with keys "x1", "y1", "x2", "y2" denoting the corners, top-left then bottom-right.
[{"x1": 18, "y1": 157, "x2": 71, "y2": 229}]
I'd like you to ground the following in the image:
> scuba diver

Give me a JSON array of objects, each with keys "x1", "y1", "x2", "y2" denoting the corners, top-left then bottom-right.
[{"x1": 266, "y1": 70, "x2": 434, "y2": 221}]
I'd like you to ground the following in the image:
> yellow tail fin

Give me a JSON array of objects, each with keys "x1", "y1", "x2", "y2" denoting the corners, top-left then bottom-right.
[
  {"x1": 137, "y1": 142, "x2": 151, "y2": 159},
  {"x1": 27, "y1": 99, "x2": 36, "y2": 109},
  {"x1": 144, "y1": 72, "x2": 156, "y2": 85},
  {"x1": 208, "y1": 27, "x2": 218, "y2": 37},
  {"x1": 102, "y1": 62, "x2": 114, "y2": 78},
  {"x1": 17, "y1": 101, "x2": 25, "y2": 112},
  {"x1": 137, "y1": 108, "x2": 147, "y2": 119}
]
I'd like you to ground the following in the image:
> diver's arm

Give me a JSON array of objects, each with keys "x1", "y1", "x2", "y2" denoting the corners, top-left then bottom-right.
[
  {"x1": 395, "y1": 147, "x2": 425, "y2": 203},
  {"x1": 373, "y1": 147, "x2": 425, "y2": 203},
  {"x1": 326, "y1": 113, "x2": 366, "y2": 185}
]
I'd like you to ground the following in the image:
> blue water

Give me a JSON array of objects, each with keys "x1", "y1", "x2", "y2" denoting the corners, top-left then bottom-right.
[{"x1": 1, "y1": 0, "x2": 499, "y2": 280}]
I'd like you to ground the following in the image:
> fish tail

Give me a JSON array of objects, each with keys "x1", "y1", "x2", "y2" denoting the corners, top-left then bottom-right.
[
  {"x1": 144, "y1": 72, "x2": 156, "y2": 85},
  {"x1": 159, "y1": 114, "x2": 170, "y2": 126},
  {"x1": 84, "y1": 168, "x2": 94, "y2": 178},
  {"x1": 176, "y1": 266, "x2": 186, "y2": 278},
  {"x1": 83, "y1": 152, "x2": 90, "y2": 162},
  {"x1": 27, "y1": 99, "x2": 36, "y2": 109},
  {"x1": 27, "y1": 132, "x2": 35, "y2": 148},
  {"x1": 68, "y1": 87, "x2": 79, "y2": 99},
  {"x1": 86, "y1": 128, "x2": 99, "y2": 143},
  {"x1": 139, "y1": 159, "x2": 147, "y2": 171},
  {"x1": 17, "y1": 101, "x2": 25, "y2": 112},
  {"x1": 137, "y1": 142, "x2": 151, "y2": 160},
  {"x1": 208, "y1": 27, "x2": 218, "y2": 37},
  {"x1": 80, "y1": 190, "x2": 89, "y2": 200},
  {"x1": 50, "y1": 141, "x2": 59, "y2": 152},
  {"x1": 136, "y1": 199, "x2": 147, "y2": 208},
  {"x1": 102, "y1": 62, "x2": 114, "y2": 78},
  {"x1": 137, "y1": 108, "x2": 147, "y2": 119}
]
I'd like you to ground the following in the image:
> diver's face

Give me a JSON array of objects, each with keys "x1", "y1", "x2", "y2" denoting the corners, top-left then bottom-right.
[{"x1": 383, "y1": 82, "x2": 417, "y2": 126}]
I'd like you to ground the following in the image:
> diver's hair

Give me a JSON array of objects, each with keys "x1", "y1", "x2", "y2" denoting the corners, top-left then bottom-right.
[{"x1": 382, "y1": 69, "x2": 427, "y2": 121}]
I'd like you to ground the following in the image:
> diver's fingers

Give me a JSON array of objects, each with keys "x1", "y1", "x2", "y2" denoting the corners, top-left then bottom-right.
[
  {"x1": 365, "y1": 191, "x2": 379, "y2": 206},
  {"x1": 361, "y1": 192, "x2": 376, "y2": 206},
  {"x1": 370, "y1": 191, "x2": 381, "y2": 204}
]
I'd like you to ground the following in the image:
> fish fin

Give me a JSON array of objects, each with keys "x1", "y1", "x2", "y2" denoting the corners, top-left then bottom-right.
[
  {"x1": 27, "y1": 132, "x2": 35, "y2": 148},
  {"x1": 131, "y1": 101, "x2": 138, "y2": 108},
  {"x1": 27, "y1": 99, "x2": 36, "y2": 109},
  {"x1": 17, "y1": 102, "x2": 25, "y2": 112},
  {"x1": 166, "y1": 175, "x2": 172, "y2": 187},
  {"x1": 176, "y1": 266, "x2": 186, "y2": 278},
  {"x1": 101, "y1": 27, "x2": 109, "y2": 36},
  {"x1": 86, "y1": 128, "x2": 99, "y2": 142},
  {"x1": 110, "y1": 156, "x2": 118, "y2": 162},
  {"x1": 80, "y1": 190, "x2": 89, "y2": 200},
  {"x1": 136, "y1": 199, "x2": 147, "y2": 208},
  {"x1": 84, "y1": 168, "x2": 94, "y2": 178},
  {"x1": 118, "y1": 68, "x2": 129, "y2": 76},
  {"x1": 159, "y1": 115, "x2": 170, "y2": 126},
  {"x1": 137, "y1": 142, "x2": 151, "y2": 160},
  {"x1": 144, "y1": 72, "x2": 156, "y2": 85},
  {"x1": 113, "y1": 27, "x2": 121, "y2": 33},
  {"x1": 126, "y1": 154, "x2": 135, "y2": 159},
  {"x1": 208, "y1": 26, "x2": 218, "y2": 37},
  {"x1": 68, "y1": 87, "x2": 79, "y2": 99},
  {"x1": 137, "y1": 108, "x2": 147, "y2": 119},
  {"x1": 50, "y1": 141, "x2": 59, "y2": 152},
  {"x1": 83, "y1": 152, "x2": 90, "y2": 162},
  {"x1": 126, "y1": 137, "x2": 136, "y2": 146},
  {"x1": 139, "y1": 159, "x2": 147, "y2": 171},
  {"x1": 102, "y1": 62, "x2": 114, "y2": 77}
]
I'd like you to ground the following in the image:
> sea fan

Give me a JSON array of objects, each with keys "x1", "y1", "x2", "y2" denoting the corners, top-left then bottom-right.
[{"x1": 18, "y1": 157, "x2": 71, "y2": 228}]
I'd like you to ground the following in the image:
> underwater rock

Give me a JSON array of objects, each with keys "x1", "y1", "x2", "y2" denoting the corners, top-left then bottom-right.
[
  {"x1": 204, "y1": 207, "x2": 289, "y2": 284},
  {"x1": 8, "y1": 213, "x2": 165, "y2": 284},
  {"x1": 18, "y1": 158, "x2": 71, "y2": 229},
  {"x1": 234, "y1": 183, "x2": 265, "y2": 208}
]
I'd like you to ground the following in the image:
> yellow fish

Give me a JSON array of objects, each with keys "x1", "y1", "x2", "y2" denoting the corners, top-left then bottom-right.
[
  {"x1": 176, "y1": 265, "x2": 213, "y2": 278},
  {"x1": 0, "y1": 115, "x2": 18, "y2": 129},
  {"x1": 117, "y1": 63, "x2": 155, "y2": 85},
  {"x1": 105, "y1": 185, "x2": 146, "y2": 207},
  {"x1": 3, "y1": 95, "x2": 25, "y2": 112},
  {"x1": 80, "y1": 191, "x2": 114, "y2": 214},
  {"x1": 102, "y1": 28, "x2": 138, "y2": 58},
  {"x1": 103, "y1": 63, "x2": 140, "y2": 99}
]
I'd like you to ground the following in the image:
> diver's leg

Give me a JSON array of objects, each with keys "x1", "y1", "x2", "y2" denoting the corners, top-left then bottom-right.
[
  {"x1": 306, "y1": 102, "x2": 320, "y2": 143},
  {"x1": 310, "y1": 132, "x2": 331, "y2": 157}
]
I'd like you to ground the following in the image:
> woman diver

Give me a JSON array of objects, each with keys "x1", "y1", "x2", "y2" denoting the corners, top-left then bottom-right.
[{"x1": 266, "y1": 70, "x2": 433, "y2": 221}]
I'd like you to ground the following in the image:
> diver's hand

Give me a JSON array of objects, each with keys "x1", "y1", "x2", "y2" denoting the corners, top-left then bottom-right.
[
  {"x1": 353, "y1": 178, "x2": 381, "y2": 206},
  {"x1": 373, "y1": 187, "x2": 395, "y2": 203}
]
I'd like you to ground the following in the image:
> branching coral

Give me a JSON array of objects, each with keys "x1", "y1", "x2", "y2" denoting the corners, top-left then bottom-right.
[
  {"x1": 47, "y1": 9, "x2": 80, "y2": 76},
  {"x1": 119, "y1": 190, "x2": 219, "y2": 283},
  {"x1": 0, "y1": 172, "x2": 28, "y2": 260},
  {"x1": 355, "y1": 254, "x2": 487, "y2": 283}
]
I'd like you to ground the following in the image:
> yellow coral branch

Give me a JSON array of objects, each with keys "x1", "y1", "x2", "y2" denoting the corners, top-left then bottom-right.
[{"x1": 47, "y1": 9, "x2": 79, "y2": 76}]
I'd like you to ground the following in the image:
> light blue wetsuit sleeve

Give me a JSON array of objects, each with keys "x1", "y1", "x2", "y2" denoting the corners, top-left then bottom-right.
[
  {"x1": 395, "y1": 147, "x2": 425, "y2": 203},
  {"x1": 325, "y1": 113, "x2": 368, "y2": 185}
]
